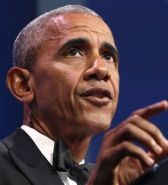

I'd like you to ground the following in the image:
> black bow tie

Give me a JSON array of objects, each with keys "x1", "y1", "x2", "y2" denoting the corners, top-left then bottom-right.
[{"x1": 53, "y1": 140, "x2": 94, "y2": 185}]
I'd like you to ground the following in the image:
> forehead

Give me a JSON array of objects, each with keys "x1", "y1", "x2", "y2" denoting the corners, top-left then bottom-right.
[{"x1": 46, "y1": 13, "x2": 115, "y2": 46}]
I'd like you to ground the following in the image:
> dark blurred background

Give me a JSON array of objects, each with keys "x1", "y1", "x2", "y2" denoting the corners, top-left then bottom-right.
[{"x1": 1, "y1": 0, "x2": 168, "y2": 162}]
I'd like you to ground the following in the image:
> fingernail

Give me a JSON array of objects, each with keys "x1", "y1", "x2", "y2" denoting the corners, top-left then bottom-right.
[
  {"x1": 147, "y1": 158, "x2": 154, "y2": 166},
  {"x1": 152, "y1": 140, "x2": 163, "y2": 154},
  {"x1": 159, "y1": 135, "x2": 168, "y2": 147},
  {"x1": 155, "y1": 145, "x2": 163, "y2": 154},
  {"x1": 162, "y1": 139, "x2": 168, "y2": 147}
]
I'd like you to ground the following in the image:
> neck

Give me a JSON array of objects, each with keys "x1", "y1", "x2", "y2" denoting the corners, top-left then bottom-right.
[
  {"x1": 63, "y1": 135, "x2": 92, "y2": 163},
  {"x1": 23, "y1": 111, "x2": 93, "y2": 163}
]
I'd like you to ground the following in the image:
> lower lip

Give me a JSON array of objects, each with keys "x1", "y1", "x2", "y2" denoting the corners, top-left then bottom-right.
[{"x1": 82, "y1": 96, "x2": 111, "y2": 106}]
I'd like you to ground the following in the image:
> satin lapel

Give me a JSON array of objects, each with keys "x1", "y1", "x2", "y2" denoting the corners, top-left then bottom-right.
[{"x1": 3, "y1": 129, "x2": 64, "y2": 185}]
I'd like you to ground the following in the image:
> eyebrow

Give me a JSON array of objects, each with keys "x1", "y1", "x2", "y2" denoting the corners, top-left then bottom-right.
[
  {"x1": 58, "y1": 37, "x2": 119, "y2": 60},
  {"x1": 59, "y1": 38, "x2": 90, "y2": 50}
]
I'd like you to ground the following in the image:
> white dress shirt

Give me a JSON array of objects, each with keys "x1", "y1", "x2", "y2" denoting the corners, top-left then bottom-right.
[{"x1": 21, "y1": 125, "x2": 84, "y2": 185}]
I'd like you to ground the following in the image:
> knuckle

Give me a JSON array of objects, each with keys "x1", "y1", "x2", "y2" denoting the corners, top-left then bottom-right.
[
  {"x1": 147, "y1": 137, "x2": 155, "y2": 147},
  {"x1": 148, "y1": 124, "x2": 160, "y2": 136},
  {"x1": 104, "y1": 128, "x2": 116, "y2": 139},
  {"x1": 152, "y1": 127, "x2": 160, "y2": 135},
  {"x1": 121, "y1": 141, "x2": 130, "y2": 150},
  {"x1": 124, "y1": 124, "x2": 134, "y2": 134},
  {"x1": 131, "y1": 114, "x2": 140, "y2": 121},
  {"x1": 104, "y1": 132, "x2": 109, "y2": 139},
  {"x1": 132, "y1": 110, "x2": 140, "y2": 116}
]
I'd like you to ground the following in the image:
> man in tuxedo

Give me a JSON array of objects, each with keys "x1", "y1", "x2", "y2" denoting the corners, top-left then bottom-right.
[{"x1": 1, "y1": 4, "x2": 168, "y2": 185}]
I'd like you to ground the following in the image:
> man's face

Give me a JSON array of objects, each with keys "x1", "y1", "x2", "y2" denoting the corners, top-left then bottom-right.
[{"x1": 31, "y1": 14, "x2": 119, "y2": 137}]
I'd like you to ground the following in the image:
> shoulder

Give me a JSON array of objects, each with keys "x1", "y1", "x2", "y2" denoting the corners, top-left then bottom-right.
[
  {"x1": 0, "y1": 138, "x2": 11, "y2": 164},
  {"x1": 0, "y1": 140, "x2": 12, "y2": 179},
  {"x1": 0, "y1": 140, "x2": 8, "y2": 156},
  {"x1": 0, "y1": 134, "x2": 20, "y2": 183}
]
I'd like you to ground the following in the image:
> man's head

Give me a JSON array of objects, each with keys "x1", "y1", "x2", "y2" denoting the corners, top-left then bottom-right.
[
  {"x1": 13, "y1": 5, "x2": 100, "y2": 70},
  {"x1": 7, "y1": 5, "x2": 120, "y2": 139}
]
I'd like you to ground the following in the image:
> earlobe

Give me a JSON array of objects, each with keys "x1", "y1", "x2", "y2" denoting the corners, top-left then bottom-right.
[{"x1": 6, "y1": 67, "x2": 34, "y2": 103}]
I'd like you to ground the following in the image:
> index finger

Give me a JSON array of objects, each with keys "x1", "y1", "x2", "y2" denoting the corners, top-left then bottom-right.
[{"x1": 132, "y1": 100, "x2": 168, "y2": 119}]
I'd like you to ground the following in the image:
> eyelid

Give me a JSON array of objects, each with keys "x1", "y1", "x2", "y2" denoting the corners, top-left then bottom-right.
[
  {"x1": 101, "y1": 51, "x2": 116, "y2": 62},
  {"x1": 63, "y1": 47, "x2": 84, "y2": 57}
]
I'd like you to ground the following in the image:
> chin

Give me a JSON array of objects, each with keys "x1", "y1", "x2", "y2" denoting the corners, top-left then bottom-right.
[{"x1": 82, "y1": 115, "x2": 112, "y2": 135}]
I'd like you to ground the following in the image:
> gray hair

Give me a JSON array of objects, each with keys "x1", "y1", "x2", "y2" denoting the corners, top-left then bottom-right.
[{"x1": 13, "y1": 4, "x2": 101, "y2": 70}]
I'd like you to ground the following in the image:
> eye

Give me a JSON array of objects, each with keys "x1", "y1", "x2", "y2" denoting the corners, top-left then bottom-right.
[
  {"x1": 103, "y1": 55, "x2": 113, "y2": 61},
  {"x1": 102, "y1": 52, "x2": 114, "y2": 63},
  {"x1": 64, "y1": 48, "x2": 83, "y2": 57}
]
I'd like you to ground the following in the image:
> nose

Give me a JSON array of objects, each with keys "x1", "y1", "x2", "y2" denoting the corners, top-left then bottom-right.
[{"x1": 83, "y1": 57, "x2": 111, "y2": 81}]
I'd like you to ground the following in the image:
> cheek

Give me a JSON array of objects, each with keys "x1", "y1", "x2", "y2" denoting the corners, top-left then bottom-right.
[
  {"x1": 114, "y1": 78, "x2": 120, "y2": 96},
  {"x1": 57, "y1": 71, "x2": 79, "y2": 95},
  {"x1": 49, "y1": 70, "x2": 80, "y2": 110},
  {"x1": 33, "y1": 73, "x2": 77, "y2": 121},
  {"x1": 111, "y1": 72, "x2": 120, "y2": 98}
]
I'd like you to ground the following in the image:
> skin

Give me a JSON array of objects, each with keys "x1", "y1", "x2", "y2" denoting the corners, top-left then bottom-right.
[
  {"x1": 7, "y1": 13, "x2": 168, "y2": 185},
  {"x1": 87, "y1": 100, "x2": 168, "y2": 185},
  {"x1": 8, "y1": 14, "x2": 119, "y2": 162},
  {"x1": 31, "y1": 14, "x2": 119, "y2": 139}
]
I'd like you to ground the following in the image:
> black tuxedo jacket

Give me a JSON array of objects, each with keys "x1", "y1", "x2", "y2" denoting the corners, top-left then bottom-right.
[
  {"x1": 0, "y1": 129, "x2": 70, "y2": 185},
  {"x1": 2, "y1": 128, "x2": 168, "y2": 185}
]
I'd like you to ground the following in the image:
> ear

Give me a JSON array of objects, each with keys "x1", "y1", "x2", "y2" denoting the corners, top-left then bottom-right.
[{"x1": 6, "y1": 67, "x2": 34, "y2": 103}]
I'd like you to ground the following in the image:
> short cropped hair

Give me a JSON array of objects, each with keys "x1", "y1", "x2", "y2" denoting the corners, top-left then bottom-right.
[{"x1": 13, "y1": 4, "x2": 101, "y2": 70}]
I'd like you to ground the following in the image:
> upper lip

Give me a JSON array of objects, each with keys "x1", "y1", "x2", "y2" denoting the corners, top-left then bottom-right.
[{"x1": 80, "y1": 87, "x2": 112, "y2": 99}]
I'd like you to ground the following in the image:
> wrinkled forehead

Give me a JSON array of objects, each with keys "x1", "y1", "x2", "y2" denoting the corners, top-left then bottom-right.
[{"x1": 45, "y1": 13, "x2": 114, "y2": 44}]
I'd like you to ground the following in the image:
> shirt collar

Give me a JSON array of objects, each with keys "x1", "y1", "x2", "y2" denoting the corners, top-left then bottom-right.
[
  {"x1": 21, "y1": 125, "x2": 55, "y2": 165},
  {"x1": 21, "y1": 125, "x2": 85, "y2": 165}
]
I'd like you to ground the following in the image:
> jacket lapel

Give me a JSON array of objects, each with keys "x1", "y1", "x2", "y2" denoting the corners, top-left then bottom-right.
[{"x1": 3, "y1": 129, "x2": 64, "y2": 185}]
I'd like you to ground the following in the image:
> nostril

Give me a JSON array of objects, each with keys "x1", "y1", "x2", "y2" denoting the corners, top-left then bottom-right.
[
  {"x1": 84, "y1": 72, "x2": 110, "y2": 81},
  {"x1": 85, "y1": 74, "x2": 98, "y2": 80},
  {"x1": 104, "y1": 75, "x2": 110, "y2": 82},
  {"x1": 83, "y1": 66, "x2": 110, "y2": 81}
]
